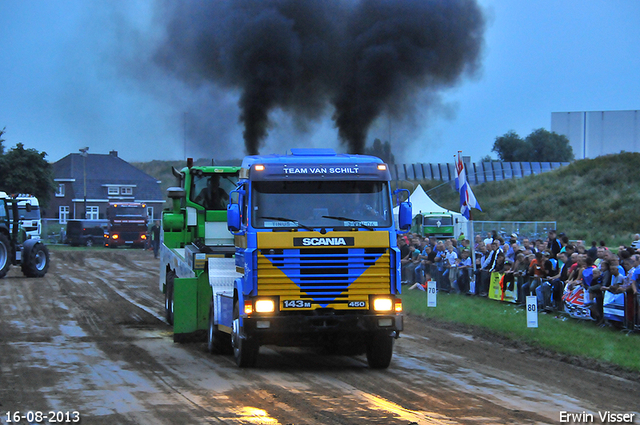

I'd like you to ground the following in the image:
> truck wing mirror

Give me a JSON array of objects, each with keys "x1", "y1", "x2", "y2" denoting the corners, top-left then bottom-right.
[
  {"x1": 398, "y1": 202, "x2": 412, "y2": 231},
  {"x1": 25, "y1": 203, "x2": 32, "y2": 213},
  {"x1": 393, "y1": 188, "x2": 412, "y2": 233},
  {"x1": 227, "y1": 203, "x2": 242, "y2": 233}
]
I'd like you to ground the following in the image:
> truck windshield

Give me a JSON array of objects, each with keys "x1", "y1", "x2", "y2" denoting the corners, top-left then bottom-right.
[
  {"x1": 112, "y1": 207, "x2": 146, "y2": 217},
  {"x1": 190, "y1": 173, "x2": 238, "y2": 210},
  {"x1": 18, "y1": 206, "x2": 40, "y2": 220},
  {"x1": 252, "y1": 180, "x2": 392, "y2": 229},
  {"x1": 424, "y1": 216, "x2": 452, "y2": 226},
  {"x1": 8, "y1": 206, "x2": 40, "y2": 220}
]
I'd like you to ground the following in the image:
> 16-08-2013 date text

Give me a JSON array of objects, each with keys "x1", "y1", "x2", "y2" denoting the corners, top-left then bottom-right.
[{"x1": 5, "y1": 411, "x2": 80, "y2": 423}]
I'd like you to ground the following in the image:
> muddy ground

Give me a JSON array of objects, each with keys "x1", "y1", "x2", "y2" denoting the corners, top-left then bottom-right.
[{"x1": 0, "y1": 249, "x2": 638, "y2": 424}]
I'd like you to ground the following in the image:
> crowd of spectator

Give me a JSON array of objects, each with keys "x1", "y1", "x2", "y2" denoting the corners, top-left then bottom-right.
[{"x1": 399, "y1": 229, "x2": 640, "y2": 330}]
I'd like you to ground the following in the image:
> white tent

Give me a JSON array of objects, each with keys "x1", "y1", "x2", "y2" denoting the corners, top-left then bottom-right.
[
  {"x1": 394, "y1": 185, "x2": 468, "y2": 236},
  {"x1": 395, "y1": 185, "x2": 476, "y2": 287},
  {"x1": 410, "y1": 185, "x2": 457, "y2": 217},
  {"x1": 394, "y1": 185, "x2": 461, "y2": 217}
]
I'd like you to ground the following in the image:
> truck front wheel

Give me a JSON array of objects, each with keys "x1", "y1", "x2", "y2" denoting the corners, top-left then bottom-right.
[
  {"x1": 0, "y1": 233, "x2": 11, "y2": 279},
  {"x1": 21, "y1": 243, "x2": 50, "y2": 278},
  {"x1": 207, "y1": 302, "x2": 232, "y2": 354},
  {"x1": 232, "y1": 302, "x2": 259, "y2": 367},
  {"x1": 366, "y1": 332, "x2": 394, "y2": 369}
]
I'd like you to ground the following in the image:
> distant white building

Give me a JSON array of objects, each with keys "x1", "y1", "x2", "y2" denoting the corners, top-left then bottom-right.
[{"x1": 551, "y1": 110, "x2": 640, "y2": 160}]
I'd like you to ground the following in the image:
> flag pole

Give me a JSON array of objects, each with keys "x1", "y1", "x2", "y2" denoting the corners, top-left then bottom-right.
[
  {"x1": 469, "y1": 209, "x2": 476, "y2": 294},
  {"x1": 457, "y1": 150, "x2": 479, "y2": 294}
]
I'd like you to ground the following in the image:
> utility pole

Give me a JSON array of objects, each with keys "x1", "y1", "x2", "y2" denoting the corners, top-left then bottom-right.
[{"x1": 79, "y1": 147, "x2": 89, "y2": 219}]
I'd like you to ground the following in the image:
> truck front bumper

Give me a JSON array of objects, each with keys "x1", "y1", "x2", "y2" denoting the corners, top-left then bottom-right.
[{"x1": 242, "y1": 312, "x2": 403, "y2": 346}]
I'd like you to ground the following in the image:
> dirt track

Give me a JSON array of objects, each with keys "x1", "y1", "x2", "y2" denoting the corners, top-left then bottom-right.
[{"x1": 0, "y1": 249, "x2": 638, "y2": 425}]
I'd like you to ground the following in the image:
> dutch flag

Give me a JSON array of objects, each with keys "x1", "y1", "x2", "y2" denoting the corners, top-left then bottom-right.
[{"x1": 455, "y1": 151, "x2": 481, "y2": 219}]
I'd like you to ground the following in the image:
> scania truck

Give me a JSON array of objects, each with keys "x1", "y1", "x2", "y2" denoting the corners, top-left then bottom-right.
[
  {"x1": 105, "y1": 202, "x2": 149, "y2": 248},
  {"x1": 11, "y1": 194, "x2": 42, "y2": 239},
  {"x1": 160, "y1": 149, "x2": 411, "y2": 368}
]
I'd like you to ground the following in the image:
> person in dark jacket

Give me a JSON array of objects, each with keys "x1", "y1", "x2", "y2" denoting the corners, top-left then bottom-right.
[{"x1": 151, "y1": 220, "x2": 161, "y2": 259}]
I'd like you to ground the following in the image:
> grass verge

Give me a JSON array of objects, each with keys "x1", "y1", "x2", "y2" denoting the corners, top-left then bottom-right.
[{"x1": 401, "y1": 290, "x2": 640, "y2": 373}]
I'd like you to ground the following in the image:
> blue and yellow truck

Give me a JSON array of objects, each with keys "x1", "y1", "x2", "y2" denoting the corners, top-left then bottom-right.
[{"x1": 160, "y1": 149, "x2": 412, "y2": 368}]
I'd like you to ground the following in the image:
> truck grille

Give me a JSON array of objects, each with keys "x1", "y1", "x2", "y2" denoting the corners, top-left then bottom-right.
[
  {"x1": 257, "y1": 247, "x2": 390, "y2": 304},
  {"x1": 115, "y1": 231, "x2": 144, "y2": 242}
]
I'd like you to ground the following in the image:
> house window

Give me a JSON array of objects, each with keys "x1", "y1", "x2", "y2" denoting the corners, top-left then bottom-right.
[
  {"x1": 146, "y1": 206, "x2": 154, "y2": 220},
  {"x1": 59, "y1": 206, "x2": 69, "y2": 224},
  {"x1": 86, "y1": 206, "x2": 99, "y2": 220},
  {"x1": 108, "y1": 187, "x2": 119, "y2": 195},
  {"x1": 55, "y1": 184, "x2": 65, "y2": 197},
  {"x1": 121, "y1": 187, "x2": 133, "y2": 195}
]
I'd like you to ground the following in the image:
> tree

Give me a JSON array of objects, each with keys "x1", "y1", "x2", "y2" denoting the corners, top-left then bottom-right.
[
  {"x1": 0, "y1": 142, "x2": 55, "y2": 208},
  {"x1": 0, "y1": 127, "x2": 5, "y2": 156},
  {"x1": 491, "y1": 128, "x2": 574, "y2": 162},
  {"x1": 365, "y1": 138, "x2": 395, "y2": 164},
  {"x1": 491, "y1": 130, "x2": 527, "y2": 162},
  {"x1": 525, "y1": 128, "x2": 574, "y2": 162}
]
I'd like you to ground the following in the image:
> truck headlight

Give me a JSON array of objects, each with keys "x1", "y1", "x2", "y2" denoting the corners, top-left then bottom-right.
[
  {"x1": 372, "y1": 297, "x2": 393, "y2": 312},
  {"x1": 254, "y1": 299, "x2": 275, "y2": 313}
]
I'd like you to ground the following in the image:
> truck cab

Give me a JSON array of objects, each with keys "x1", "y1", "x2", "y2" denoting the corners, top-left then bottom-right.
[
  {"x1": 159, "y1": 151, "x2": 412, "y2": 369},
  {"x1": 105, "y1": 202, "x2": 149, "y2": 248},
  {"x1": 6, "y1": 194, "x2": 41, "y2": 239},
  {"x1": 416, "y1": 212, "x2": 454, "y2": 239},
  {"x1": 224, "y1": 149, "x2": 411, "y2": 367}
]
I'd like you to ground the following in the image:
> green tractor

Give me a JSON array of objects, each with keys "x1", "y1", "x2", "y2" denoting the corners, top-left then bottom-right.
[{"x1": 0, "y1": 192, "x2": 50, "y2": 278}]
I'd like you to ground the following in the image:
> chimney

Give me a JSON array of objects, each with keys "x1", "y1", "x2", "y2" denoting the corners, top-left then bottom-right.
[{"x1": 109, "y1": 150, "x2": 118, "y2": 157}]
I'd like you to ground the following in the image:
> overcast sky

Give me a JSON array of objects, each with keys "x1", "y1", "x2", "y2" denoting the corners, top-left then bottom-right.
[{"x1": 1, "y1": 0, "x2": 639, "y2": 165}]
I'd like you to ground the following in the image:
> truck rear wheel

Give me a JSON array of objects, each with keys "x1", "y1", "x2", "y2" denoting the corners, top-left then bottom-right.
[
  {"x1": 207, "y1": 302, "x2": 232, "y2": 354},
  {"x1": 232, "y1": 302, "x2": 259, "y2": 367},
  {"x1": 165, "y1": 271, "x2": 175, "y2": 325},
  {"x1": 21, "y1": 243, "x2": 49, "y2": 278},
  {"x1": 366, "y1": 332, "x2": 394, "y2": 369},
  {"x1": 0, "y1": 233, "x2": 11, "y2": 279}
]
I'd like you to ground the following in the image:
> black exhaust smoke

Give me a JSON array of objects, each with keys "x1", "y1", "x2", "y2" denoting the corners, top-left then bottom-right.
[{"x1": 153, "y1": 0, "x2": 484, "y2": 155}]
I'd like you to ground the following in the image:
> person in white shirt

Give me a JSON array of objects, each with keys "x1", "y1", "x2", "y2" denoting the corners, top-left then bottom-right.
[
  {"x1": 456, "y1": 249, "x2": 472, "y2": 294},
  {"x1": 444, "y1": 244, "x2": 458, "y2": 292}
]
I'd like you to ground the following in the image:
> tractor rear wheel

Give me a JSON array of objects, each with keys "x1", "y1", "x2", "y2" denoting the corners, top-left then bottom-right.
[{"x1": 0, "y1": 233, "x2": 12, "y2": 279}]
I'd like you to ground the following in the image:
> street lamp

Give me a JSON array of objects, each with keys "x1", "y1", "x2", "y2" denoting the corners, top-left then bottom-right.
[{"x1": 79, "y1": 147, "x2": 89, "y2": 219}]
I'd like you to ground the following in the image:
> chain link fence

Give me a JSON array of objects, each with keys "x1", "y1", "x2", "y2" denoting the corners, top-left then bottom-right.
[{"x1": 472, "y1": 221, "x2": 557, "y2": 242}]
